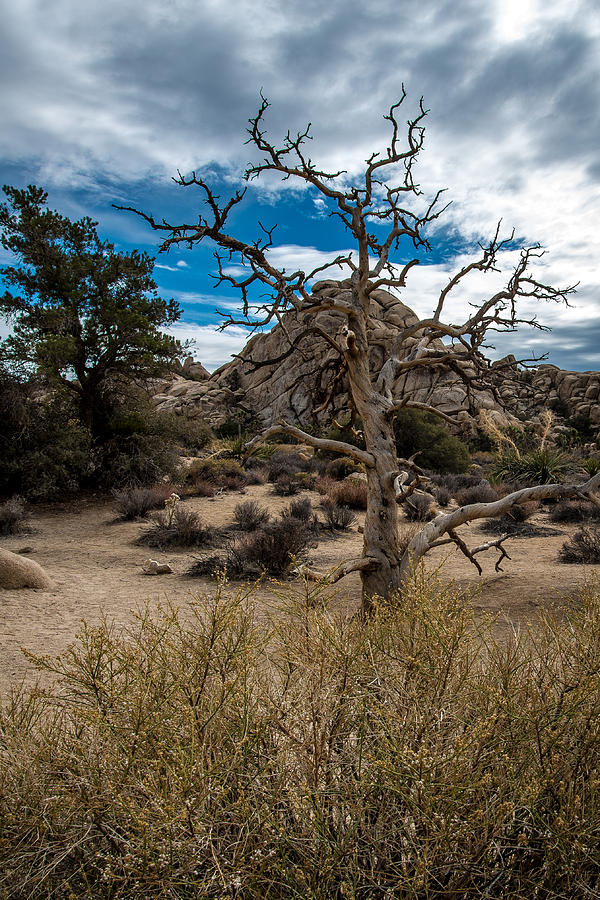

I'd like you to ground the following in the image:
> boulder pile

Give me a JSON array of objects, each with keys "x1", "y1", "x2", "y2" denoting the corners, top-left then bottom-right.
[{"x1": 153, "y1": 281, "x2": 600, "y2": 437}]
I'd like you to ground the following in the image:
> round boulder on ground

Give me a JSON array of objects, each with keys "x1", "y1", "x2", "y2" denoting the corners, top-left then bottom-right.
[{"x1": 0, "y1": 548, "x2": 53, "y2": 590}]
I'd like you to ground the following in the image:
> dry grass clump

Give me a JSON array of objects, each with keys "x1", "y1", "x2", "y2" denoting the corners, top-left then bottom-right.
[
  {"x1": 320, "y1": 497, "x2": 357, "y2": 531},
  {"x1": 4, "y1": 572, "x2": 600, "y2": 897},
  {"x1": 0, "y1": 496, "x2": 29, "y2": 535},
  {"x1": 112, "y1": 485, "x2": 174, "y2": 520},
  {"x1": 281, "y1": 495, "x2": 319, "y2": 532},
  {"x1": 232, "y1": 499, "x2": 271, "y2": 531},
  {"x1": 272, "y1": 473, "x2": 303, "y2": 495},
  {"x1": 138, "y1": 505, "x2": 215, "y2": 549},
  {"x1": 559, "y1": 525, "x2": 600, "y2": 563},
  {"x1": 324, "y1": 455, "x2": 359, "y2": 480}
]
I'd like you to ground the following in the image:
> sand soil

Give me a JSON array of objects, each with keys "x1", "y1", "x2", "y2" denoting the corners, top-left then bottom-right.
[{"x1": 1, "y1": 484, "x2": 597, "y2": 691}]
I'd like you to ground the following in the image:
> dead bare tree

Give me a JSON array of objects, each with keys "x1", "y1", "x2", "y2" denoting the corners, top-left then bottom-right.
[{"x1": 120, "y1": 90, "x2": 597, "y2": 609}]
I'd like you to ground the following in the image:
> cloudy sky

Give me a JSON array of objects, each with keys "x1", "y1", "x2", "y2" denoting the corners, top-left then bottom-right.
[{"x1": 1, "y1": 0, "x2": 599, "y2": 371}]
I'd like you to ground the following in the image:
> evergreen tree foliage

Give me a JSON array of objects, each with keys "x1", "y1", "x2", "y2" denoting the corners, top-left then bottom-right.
[{"x1": 0, "y1": 184, "x2": 183, "y2": 441}]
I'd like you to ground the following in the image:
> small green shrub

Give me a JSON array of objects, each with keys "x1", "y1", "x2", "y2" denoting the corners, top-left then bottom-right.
[
  {"x1": 394, "y1": 409, "x2": 470, "y2": 473},
  {"x1": 324, "y1": 455, "x2": 360, "y2": 480},
  {"x1": 213, "y1": 410, "x2": 263, "y2": 439},
  {"x1": 153, "y1": 410, "x2": 213, "y2": 453},
  {"x1": 581, "y1": 456, "x2": 600, "y2": 477},
  {"x1": 493, "y1": 447, "x2": 571, "y2": 485},
  {"x1": 316, "y1": 416, "x2": 366, "y2": 459}
]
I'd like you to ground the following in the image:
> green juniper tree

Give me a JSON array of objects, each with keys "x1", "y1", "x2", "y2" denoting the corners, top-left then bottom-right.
[{"x1": 0, "y1": 184, "x2": 183, "y2": 442}]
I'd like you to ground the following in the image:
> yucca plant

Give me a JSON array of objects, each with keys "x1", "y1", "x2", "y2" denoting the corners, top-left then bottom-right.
[{"x1": 493, "y1": 447, "x2": 571, "y2": 485}]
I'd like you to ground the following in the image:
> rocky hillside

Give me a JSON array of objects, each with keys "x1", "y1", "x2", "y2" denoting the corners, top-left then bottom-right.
[{"x1": 153, "y1": 280, "x2": 600, "y2": 438}]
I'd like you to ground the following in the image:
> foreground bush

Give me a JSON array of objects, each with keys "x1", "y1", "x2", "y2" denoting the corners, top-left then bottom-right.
[{"x1": 3, "y1": 572, "x2": 600, "y2": 898}]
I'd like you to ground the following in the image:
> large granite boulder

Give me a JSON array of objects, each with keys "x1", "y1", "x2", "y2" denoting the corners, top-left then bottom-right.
[{"x1": 152, "y1": 280, "x2": 600, "y2": 436}]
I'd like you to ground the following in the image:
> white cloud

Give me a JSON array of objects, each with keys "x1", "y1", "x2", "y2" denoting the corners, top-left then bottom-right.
[
  {"x1": 166, "y1": 322, "x2": 250, "y2": 371},
  {"x1": 2, "y1": 0, "x2": 600, "y2": 370}
]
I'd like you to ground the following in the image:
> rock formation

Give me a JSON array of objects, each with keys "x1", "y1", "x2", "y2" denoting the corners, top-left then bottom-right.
[{"x1": 153, "y1": 280, "x2": 600, "y2": 438}]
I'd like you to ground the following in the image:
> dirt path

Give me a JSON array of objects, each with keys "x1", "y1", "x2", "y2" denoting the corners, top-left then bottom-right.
[{"x1": 0, "y1": 485, "x2": 596, "y2": 691}]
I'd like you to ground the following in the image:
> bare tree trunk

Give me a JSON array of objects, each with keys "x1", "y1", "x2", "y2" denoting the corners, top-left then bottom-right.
[{"x1": 344, "y1": 305, "x2": 403, "y2": 608}]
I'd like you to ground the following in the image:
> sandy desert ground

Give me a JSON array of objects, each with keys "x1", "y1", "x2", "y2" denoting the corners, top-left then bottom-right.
[{"x1": 0, "y1": 483, "x2": 597, "y2": 692}]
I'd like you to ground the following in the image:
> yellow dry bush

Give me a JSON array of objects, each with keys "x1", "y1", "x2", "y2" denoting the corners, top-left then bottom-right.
[{"x1": 2, "y1": 572, "x2": 600, "y2": 898}]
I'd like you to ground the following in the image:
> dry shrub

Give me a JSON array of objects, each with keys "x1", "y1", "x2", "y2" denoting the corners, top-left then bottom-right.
[
  {"x1": 273, "y1": 474, "x2": 302, "y2": 496},
  {"x1": 328, "y1": 477, "x2": 368, "y2": 510},
  {"x1": 186, "y1": 457, "x2": 247, "y2": 493},
  {"x1": 5, "y1": 573, "x2": 600, "y2": 897},
  {"x1": 267, "y1": 450, "x2": 308, "y2": 482},
  {"x1": 0, "y1": 496, "x2": 29, "y2": 535},
  {"x1": 559, "y1": 525, "x2": 600, "y2": 563},
  {"x1": 320, "y1": 497, "x2": 357, "y2": 530},
  {"x1": 433, "y1": 484, "x2": 452, "y2": 506},
  {"x1": 505, "y1": 499, "x2": 539, "y2": 522},
  {"x1": 233, "y1": 500, "x2": 271, "y2": 531},
  {"x1": 314, "y1": 475, "x2": 337, "y2": 496},
  {"x1": 551, "y1": 500, "x2": 600, "y2": 523},
  {"x1": 113, "y1": 485, "x2": 174, "y2": 520},
  {"x1": 138, "y1": 506, "x2": 215, "y2": 548},
  {"x1": 404, "y1": 491, "x2": 436, "y2": 521},
  {"x1": 455, "y1": 480, "x2": 499, "y2": 506},
  {"x1": 191, "y1": 479, "x2": 217, "y2": 497},
  {"x1": 191, "y1": 514, "x2": 313, "y2": 578},
  {"x1": 398, "y1": 522, "x2": 421, "y2": 555},
  {"x1": 282, "y1": 495, "x2": 316, "y2": 524}
]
